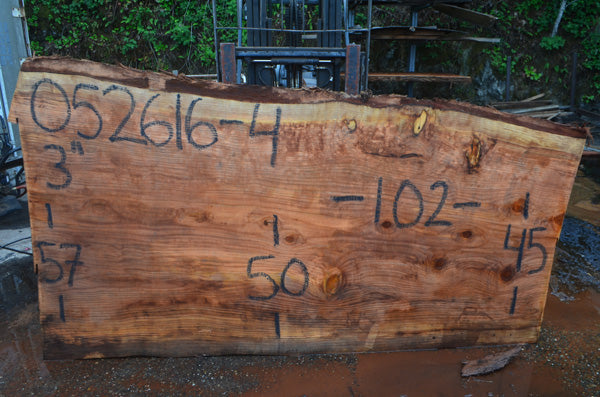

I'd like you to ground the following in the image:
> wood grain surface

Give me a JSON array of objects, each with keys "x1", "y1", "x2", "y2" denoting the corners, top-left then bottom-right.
[{"x1": 9, "y1": 58, "x2": 586, "y2": 359}]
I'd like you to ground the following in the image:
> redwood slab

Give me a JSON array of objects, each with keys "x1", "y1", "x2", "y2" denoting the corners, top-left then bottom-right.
[{"x1": 9, "y1": 57, "x2": 586, "y2": 359}]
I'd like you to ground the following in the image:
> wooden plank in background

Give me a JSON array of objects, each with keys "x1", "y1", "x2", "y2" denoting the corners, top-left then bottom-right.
[
  {"x1": 491, "y1": 100, "x2": 554, "y2": 110},
  {"x1": 368, "y1": 72, "x2": 472, "y2": 83},
  {"x1": 433, "y1": 4, "x2": 498, "y2": 26},
  {"x1": 9, "y1": 57, "x2": 586, "y2": 359},
  {"x1": 369, "y1": 26, "x2": 500, "y2": 43},
  {"x1": 353, "y1": 0, "x2": 471, "y2": 5}
]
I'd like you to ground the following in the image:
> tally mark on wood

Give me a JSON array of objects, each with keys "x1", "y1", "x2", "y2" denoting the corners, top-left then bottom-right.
[{"x1": 331, "y1": 195, "x2": 365, "y2": 202}]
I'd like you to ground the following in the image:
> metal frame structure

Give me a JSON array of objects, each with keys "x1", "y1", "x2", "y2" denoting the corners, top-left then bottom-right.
[
  {"x1": 212, "y1": 1, "x2": 493, "y2": 97},
  {"x1": 212, "y1": 0, "x2": 367, "y2": 95}
]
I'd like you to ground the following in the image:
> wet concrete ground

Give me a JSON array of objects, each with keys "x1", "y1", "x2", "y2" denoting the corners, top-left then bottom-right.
[{"x1": 1, "y1": 169, "x2": 599, "y2": 396}]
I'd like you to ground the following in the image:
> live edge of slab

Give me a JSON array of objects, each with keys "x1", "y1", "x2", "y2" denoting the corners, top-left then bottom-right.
[{"x1": 9, "y1": 57, "x2": 587, "y2": 359}]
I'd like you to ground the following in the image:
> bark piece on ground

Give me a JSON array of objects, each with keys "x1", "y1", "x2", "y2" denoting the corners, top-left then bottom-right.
[{"x1": 461, "y1": 345, "x2": 525, "y2": 377}]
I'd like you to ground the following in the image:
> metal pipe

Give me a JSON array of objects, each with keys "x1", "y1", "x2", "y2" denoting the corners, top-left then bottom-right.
[
  {"x1": 407, "y1": 8, "x2": 418, "y2": 97},
  {"x1": 343, "y1": 0, "x2": 349, "y2": 46},
  {"x1": 408, "y1": 46, "x2": 416, "y2": 71},
  {"x1": 237, "y1": 0, "x2": 243, "y2": 83},
  {"x1": 237, "y1": 47, "x2": 347, "y2": 57},
  {"x1": 408, "y1": 10, "x2": 418, "y2": 69},
  {"x1": 18, "y1": 0, "x2": 33, "y2": 58},
  {"x1": 212, "y1": 0, "x2": 221, "y2": 81},
  {"x1": 571, "y1": 52, "x2": 577, "y2": 111},
  {"x1": 186, "y1": 74, "x2": 219, "y2": 79},
  {"x1": 237, "y1": 0, "x2": 243, "y2": 46},
  {"x1": 365, "y1": 0, "x2": 372, "y2": 90},
  {"x1": 260, "y1": 0, "x2": 267, "y2": 46},
  {"x1": 215, "y1": 26, "x2": 360, "y2": 32},
  {"x1": 0, "y1": 63, "x2": 16, "y2": 149},
  {"x1": 505, "y1": 55, "x2": 511, "y2": 102}
]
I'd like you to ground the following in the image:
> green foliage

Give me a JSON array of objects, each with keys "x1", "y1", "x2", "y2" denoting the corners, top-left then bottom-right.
[
  {"x1": 540, "y1": 35, "x2": 565, "y2": 50},
  {"x1": 563, "y1": 1, "x2": 600, "y2": 38},
  {"x1": 25, "y1": 0, "x2": 239, "y2": 74},
  {"x1": 23, "y1": 0, "x2": 600, "y2": 104},
  {"x1": 514, "y1": 0, "x2": 556, "y2": 34},
  {"x1": 482, "y1": 45, "x2": 515, "y2": 75},
  {"x1": 582, "y1": 33, "x2": 600, "y2": 71},
  {"x1": 582, "y1": 94, "x2": 596, "y2": 104},
  {"x1": 487, "y1": 0, "x2": 600, "y2": 104},
  {"x1": 524, "y1": 65, "x2": 542, "y2": 81},
  {"x1": 353, "y1": 9, "x2": 368, "y2": 27}
]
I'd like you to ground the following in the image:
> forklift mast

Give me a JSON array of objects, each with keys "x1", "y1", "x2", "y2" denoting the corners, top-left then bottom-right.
[{"x1": 212, "y1": 0, "x2": 367, "y2": 95}]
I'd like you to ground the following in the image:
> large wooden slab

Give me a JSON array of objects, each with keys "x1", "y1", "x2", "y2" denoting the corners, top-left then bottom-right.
[{"x1": 9, "y1": 58, "x2": 586, "y2": 359}]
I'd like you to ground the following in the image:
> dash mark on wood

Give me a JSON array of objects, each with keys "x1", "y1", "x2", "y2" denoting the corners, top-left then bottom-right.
[
  {"x1": 398, "y1": 153, "x2": 421, "y2": 159},
  {"x1": 45, "y1": 203, "x2": 53, "y2": 229},
  {"x1": 59, "y1": 295, "x2": 65, "y2": 322},
  {"x1": 509, "y1": 286, "x2": 518, "y2": 315},
  {"x1": 523, "y1": 192, "x2": 530, "y2": 219},
  {"x1": 220, "y1": 119, "x2": 243, "y2": 125},
  {"x1": 374, "y1": 177, "x2": 383, "y2": 224},
  {"x1": 331, "y1": 195, "x2": 364, "y2": 202},
  {"x1": 272, "y1": 214, "x2": 279, "y2": 247},
  {"x1": 274, "y1": 312, "x2": 281, "y2": 338},
  {"x1": 453, "y1": 202, "x2": 481, "y2": 208},
  {"x1": 175, "y1": 94, "x2": 183, "y2": 149}
]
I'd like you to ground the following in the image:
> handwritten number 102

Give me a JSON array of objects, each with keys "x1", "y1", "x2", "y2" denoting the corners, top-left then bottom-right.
[{"x1": 377, "y1": 178, "x2": 452, "y2": 229}]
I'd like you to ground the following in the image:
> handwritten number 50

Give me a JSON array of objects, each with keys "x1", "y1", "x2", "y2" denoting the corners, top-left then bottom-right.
[{"x1": 247, "y1": 256, "x2": 309, "y2": 301}]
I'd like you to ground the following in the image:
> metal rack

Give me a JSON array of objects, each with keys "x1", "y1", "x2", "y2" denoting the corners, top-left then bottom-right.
[
  {"x1": 212, "y1": 1, "x2": 497, "y2": 97},
  {"x1": 352, "y1": 0, "x2": 499, "y2": 97}
]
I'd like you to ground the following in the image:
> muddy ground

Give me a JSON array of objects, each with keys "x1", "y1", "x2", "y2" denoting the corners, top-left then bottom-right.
[{"x1": 1, "y1": 164, "x2": 599, "y2": 396}]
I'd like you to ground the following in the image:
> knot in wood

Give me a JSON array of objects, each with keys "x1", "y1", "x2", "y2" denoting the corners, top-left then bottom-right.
[
  {"x1": 413, "y1": 110, "x2": 427, "y2": 136},
  {"x1": 511, "y1": 198, "x2": 526, "y2": 214},
  {"x1": 500, "y1": 266, "x2": 515, "y2": 282},
  {"x1": 323, "y1": 268, "x2": 343, "y2": 296},
  {"x1": 465, "y1": 137, "x2": 481, "y2": 171},
  {"x1": 345, "y1": 118, "x2": 357, "y2": 133}
]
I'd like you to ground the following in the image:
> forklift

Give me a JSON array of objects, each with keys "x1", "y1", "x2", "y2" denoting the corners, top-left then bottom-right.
[
  {"x1": 211, "y1": 1, "x2": 497, "y2": 96},
  {"x1": 211, "y1": 0, "x2": 367, "y2": 95}
]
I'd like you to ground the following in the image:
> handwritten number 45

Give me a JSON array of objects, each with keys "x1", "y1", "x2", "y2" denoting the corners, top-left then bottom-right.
[
  {"x1": 503, "y1": 225, "x2": 547, "y2": 274},
  {"x1": 36, "y1": 242, "x2": 83, "y2": 286}
]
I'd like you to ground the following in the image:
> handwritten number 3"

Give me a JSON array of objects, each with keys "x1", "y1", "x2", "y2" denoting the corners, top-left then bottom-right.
[{"x1": 43, "y1": 144, "x2": 72, "y2": 190}]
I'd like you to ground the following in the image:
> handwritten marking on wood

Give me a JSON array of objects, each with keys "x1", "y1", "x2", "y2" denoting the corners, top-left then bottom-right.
[{"x1": 9, "y1": 58, "x2": 586, "y2": 359}]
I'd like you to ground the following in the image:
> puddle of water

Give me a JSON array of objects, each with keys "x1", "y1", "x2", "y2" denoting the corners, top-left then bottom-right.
[
  {"x1": 553, "y1": 217, "x2": 600, "y2": 294},
  {"x1": 559, "y1": 217, "x2": 600, "y2": 269},
  {"x1": 544, "y1": 289, "x2": 600, "y2": 330}
]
